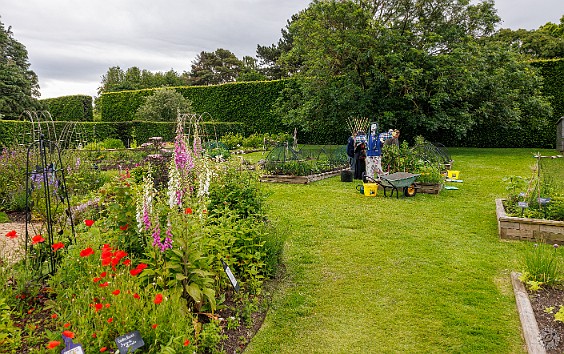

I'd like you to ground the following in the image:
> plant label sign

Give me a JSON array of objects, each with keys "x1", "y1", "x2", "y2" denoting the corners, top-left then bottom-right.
[
  {"x1": 115, "y1": 330, "x2": 145, "y2": 353},
  {"x1": 61, "y1": 336, "x2": 84, "y2": 354},
  {"x1": 221, "y1": 259, "x2": 240, "y2": 292}
]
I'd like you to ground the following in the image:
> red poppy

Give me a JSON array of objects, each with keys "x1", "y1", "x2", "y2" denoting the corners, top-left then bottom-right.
[
  {"x1": 93, "y1": 277, "x2": 101, "y2": 283},
  {"x1": 84, "y1": 219, "x2": 95, "y2": 227},
  {"x1": 107, "y1": 317, "x2": 113, "y2": 323},
  {"x1": 152, "y1": 323, "x2": 158, "y2": 329},
  {"x1": 62, "y1": 330, "x2": 75, "y2": 338},
  {"x1": 112, "y1": 289, "x2": 120, "y2": 296},
  {"x1": 185, "y1": 207, "x2": 193, "y2": 214},
  {"x1": 94, "y1": 303, "x2": 103, "y2": 312},
  {"x1": 63, "y1": 322, "x2": 70, "y2": 328},
  {"x1": 92, "y1": 332, "x2": 97, "y2": 338},
  {"x1": 105, "y1": 303, "x2": 110, "y2": 308},
  {"x1": 130, "y1": 268, "x2": 142, "y2": 276},
  {"x1": 100, "y1": 347, "x2": 107, "y2": 352},
  {"x1": 80, "y1": 247, "x2": 94, "y2": 257},
  {"x1": 52, "y1": 242, "x2": 64, "y2": 251},
  {"x1": 101, "y1": 258, "x2": 111, "y2": 267},
  {"x1": 133, "y1": 293, "x2": 140, "y2": 299},
  {"x1": 154, "y1": 293, "x2": 163, "y2": 305},
  {"x1": 32, "y1": 234, "x2": 45, "y2": 244},
  {"x1": 5, "y1": 230, "x2": 17, "y2": 239},
  {"x1": 101, "y1": 250, "x2": 112, "y2": 259},
  {"x1": 183, "y1": 339, "x2": 190, "y2": 346},
  {"x1": 137, "y1": 263, "x2": 148, "y2": 270},
  {"x1": 119, "y1": 224, "x2": 129, "y2": 231},
  {"x1": 99, "y1": 282, "x2": 108, "y2": 287},
  {"x1": 123, "y1": 259, "x2": 131, "y2": 266},
  {"x1": 100, "y1": 272, "x2": 107, "y2": 278},
  {"x1": 51, "y1": 313, "x2": 58, "y2": 319},
  {"x1": 46, "y1": 341, "x2": 61, "y2": 349}
]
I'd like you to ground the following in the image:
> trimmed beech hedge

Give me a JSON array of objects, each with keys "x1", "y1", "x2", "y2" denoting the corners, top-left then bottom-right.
[
  {"x1": 532, "y1": 59, "x2": 564, "y2": 121},
  {"x1": 0, "y1": 120, "x2": 243, "y2": 148},
  {"x1": 41, "y1": 95, "x2": 93, "y2": 121},
  {"x1": 98, "y1": 80, "x2": 287, "y2": 135}
]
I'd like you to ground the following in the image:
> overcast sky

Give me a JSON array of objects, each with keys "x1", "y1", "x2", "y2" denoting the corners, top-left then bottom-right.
[{"x1": 1, "y1": 0, "x2": 563, "y2": 99}]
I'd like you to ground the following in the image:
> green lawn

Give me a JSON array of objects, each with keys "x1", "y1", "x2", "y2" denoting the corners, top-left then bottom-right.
[{"x1": 246, "y1": 148, "x2": 558, "y2": 354}]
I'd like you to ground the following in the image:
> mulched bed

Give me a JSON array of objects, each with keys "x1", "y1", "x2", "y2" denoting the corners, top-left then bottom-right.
[{"x1": 529, "y1": 285, "x2": 564, "y2": 353}]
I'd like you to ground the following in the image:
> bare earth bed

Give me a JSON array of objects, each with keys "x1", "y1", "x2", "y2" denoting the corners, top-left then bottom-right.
[{"x1": 529, "y1": 285, "x2": 564, "y2": 353}]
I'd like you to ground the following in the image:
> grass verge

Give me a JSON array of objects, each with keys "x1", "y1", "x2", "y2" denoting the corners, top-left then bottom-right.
[{"x1": 246, "y1": 148, "x2": 556, "y2": 354}]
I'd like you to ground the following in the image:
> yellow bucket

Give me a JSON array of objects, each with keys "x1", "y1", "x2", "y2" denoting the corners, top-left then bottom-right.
[
  {"x1": 363, "y1": 183, "x2": 378, "y2": 196},
  {"x1": 447, "y1": 170, "x2": 460, "y2": 179}
]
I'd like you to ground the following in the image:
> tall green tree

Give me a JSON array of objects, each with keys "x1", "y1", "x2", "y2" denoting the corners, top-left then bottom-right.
[
  {"x1": 187, "y1": 48, "x2": 243, "y2": 85},
  {"x1": 495, "y1": 15, "x2": 564, "y2": 59},
  {"x1": 0, "y1": 17, "x2": 40, "y2": 120},
  {"x1": 97, "y1": 66, "x2": 186, "y2": 95},
  {"x1": 135, "y1": 88, "x2": 192, "y2": 122},
  {"x1": 273, "y1": 0, "x2": 552, "y2": 143}
]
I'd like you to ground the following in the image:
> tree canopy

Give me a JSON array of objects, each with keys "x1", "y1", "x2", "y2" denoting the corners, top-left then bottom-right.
[
  {"x1": 0, "y1": 17, "x2": 40, "y2": 120},
  {"x1": 262, "y1": 0, "x2": 552, "y2": 142},
  {"x1": 97, "y1": 66, "x2": 188, "y2": 95}
]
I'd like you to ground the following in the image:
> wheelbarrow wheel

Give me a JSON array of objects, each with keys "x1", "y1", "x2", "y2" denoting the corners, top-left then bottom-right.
[{"x1": 404, "y1": 184, "x2": 417, "y2": 197}]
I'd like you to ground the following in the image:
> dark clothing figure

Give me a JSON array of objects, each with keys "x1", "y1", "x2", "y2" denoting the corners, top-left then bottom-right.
[
  {"x1": 347, "y1": 135, "x2": 355, "y2": 170},
  {"x1": 354, "y1": 142, "x2": 366, "y2": 180}
]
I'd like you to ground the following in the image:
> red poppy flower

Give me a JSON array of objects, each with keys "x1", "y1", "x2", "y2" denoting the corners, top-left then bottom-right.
[
  {"x1": 101, "y1": 258, "x2": 111, "y2": 266},
  {"x1": 114, "y1": 250, "x2": 127, "y2": 259},
  {"x1": 137, "y1": 263, "x2": 148, "y2": 270},
  {"x1": 154, "y1": 293, "x2": 163, "y2": 305},
  {"x1": 93, "y1": 277, "x2": 101, "y2": 283},
  {"x1": 185, "y1": 207, "x2": 193, "y2": 214},
  {"x1": 92, "y1": 332, "x2": 97, "y2": 338},
  {"x1": 99, "y1": 282, "x2": 108, "y2": 287},
  {"x1": 112, "y1": 289, "x2": 120, "y2": 296},
  {"x1": 84, "y1": 219, "x2": 95, "y2": 227},
  {"x1": 100, "y1": 272, "x2": 107, "y2": 278},
  {"x1": 32, "y1": 234, "x2": 45, "y2": 244},
  {"x1": 62, "y1": 330, "x2": 75, "y2": 338},
  {"x1": 100, "y1": 347, "x2": 107, "y2": 352},
  {"x1": 94, "y1": 303, "x2": 103, "y2": 312},
  {"x1": 105, "y1": 303, "x2": 110, "y2": 308},
  {"x1": 46, "y1": 341, "x2": 61, "y2": 349},
  {"x1": 51, "y1": 313, "x2": 58, "y2": 319},
  {"x1": 123, "y1": 259, "x2": 131, "y2": 266},
  {"x1": 5, "y1": 230, "x2": 17, "y2": 239},
  {"x1": 133, "y1": 293, "x2": 140, "y2": 299},
  {"x1": 101, "y1": 250, "x2": 112, "y2": 259},
  {"x1": 63, "y1": 322, "x2": 70, "y2": 328},
  {"x1": 52, "y1": 242, "x2": 64, "y2": 251},
  {"x1": 80, "y1": 247, "x2": 94, "y2": 257},
  {"x1": 152, "y1": 323, "x2": 158, "y2": 329},
  {"x1": 183, "y1": 339, "x2": 190, "y2": 346},
  {"x1": 119, "y1": 224, "x2": 129, "y2": 231},
  {"x1": 107, "y1": 317, "x2": 113, "y2": 323},
  {"x1": 130, "y1": 268, "x2": 142, "y2": 276}
]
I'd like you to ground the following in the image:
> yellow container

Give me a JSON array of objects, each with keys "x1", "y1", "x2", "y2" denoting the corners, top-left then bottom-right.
[
  {"x1": 447, "y1": 170, "x2": 460, "y2": 179},
  {"x1": 363, "y1": 183, "x2": 378, "y2": 196}
]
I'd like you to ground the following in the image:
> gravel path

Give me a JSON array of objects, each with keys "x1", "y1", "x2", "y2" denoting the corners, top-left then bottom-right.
[{"x1": 0, "y1": 222, "x2": 27, "y2": 264}]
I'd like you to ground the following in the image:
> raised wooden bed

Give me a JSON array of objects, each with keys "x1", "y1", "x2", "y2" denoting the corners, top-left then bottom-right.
[
  {"x1": 496, "y1": 199, "x2": 564, "y2": 244},
  {"x1": 414, "y1": 182, "x2": 442, "y2": 194},
  {"x1": 260, "y1": 168, "x2": 345, "y2": 184}
]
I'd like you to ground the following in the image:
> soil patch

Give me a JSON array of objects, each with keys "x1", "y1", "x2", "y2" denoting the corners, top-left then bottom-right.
[{"x1": 529, "y1": 285, "x2": 564, "y2": 353}]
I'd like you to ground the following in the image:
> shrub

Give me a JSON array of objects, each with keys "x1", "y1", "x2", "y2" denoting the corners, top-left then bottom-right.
[{"x1": 135, "y1": 88, "x2": 193, "y2": 122}]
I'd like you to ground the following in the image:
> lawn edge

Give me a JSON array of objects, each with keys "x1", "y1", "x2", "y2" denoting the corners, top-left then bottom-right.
[{"x1": 511, "y1": 271, "x2": 547, "y2": 354}]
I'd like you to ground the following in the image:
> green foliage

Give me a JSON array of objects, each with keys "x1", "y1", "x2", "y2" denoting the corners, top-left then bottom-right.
[
  {"x1": 0, "y1": 147, "x2": 27, "y2": 211},
  {"x1": 40, "y1": 95, "x2": 93, "y2": 121},
  {"x1": 189, "y1": 48, "x2": 243, "y2": 86},
  {"x1": 135, "y1": 88, "x2": 193, "y2": 122},
  {"x1": 97, "y1": 66, "x2": 188, "y2": 95},
  {"x1": 98, "y1": 80, "x2": 288, "y2": 135},
  {"x1": 219, "y1": 132, "x2": 244, "y2": 149},
  {"x1": 0, "y1": 19, "x2": 40, "y2": 120},
  {"x1": 0, "y1": 296, "x2": 21, "y2": 351},
  {"x1": 520, "y1": 243, "x2": 561, "y2": 289}
]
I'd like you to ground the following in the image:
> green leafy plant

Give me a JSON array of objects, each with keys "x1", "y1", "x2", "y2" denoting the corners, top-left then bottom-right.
[{"x1": 520, "y1": 242, "x2": 561, "y2": 290}]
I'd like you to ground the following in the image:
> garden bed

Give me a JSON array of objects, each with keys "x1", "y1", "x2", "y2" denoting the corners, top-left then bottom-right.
[
  {"x1": 496, "y1": 199, "x2": 564, "y2": 244},
  {"x1": 415, "y1": 182, "x2": 443, "y2": 194},
  {"x1": 259, "y1": 168, "x2": 346, "y2": 184}
]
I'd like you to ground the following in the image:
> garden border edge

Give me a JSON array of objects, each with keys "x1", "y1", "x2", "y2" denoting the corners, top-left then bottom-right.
[{"x1": 511, "y1": 271, "x2": 546, "y2": 354}]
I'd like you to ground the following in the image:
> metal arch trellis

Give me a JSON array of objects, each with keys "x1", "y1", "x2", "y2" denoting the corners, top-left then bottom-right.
[{"x1": 24, "y1": 110, "x2": 75, "y2": 277}]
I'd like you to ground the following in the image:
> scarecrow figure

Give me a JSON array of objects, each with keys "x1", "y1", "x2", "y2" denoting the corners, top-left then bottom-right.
[{"x1": 365, "y1": 122, "x2": 383, "y2": 180}]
